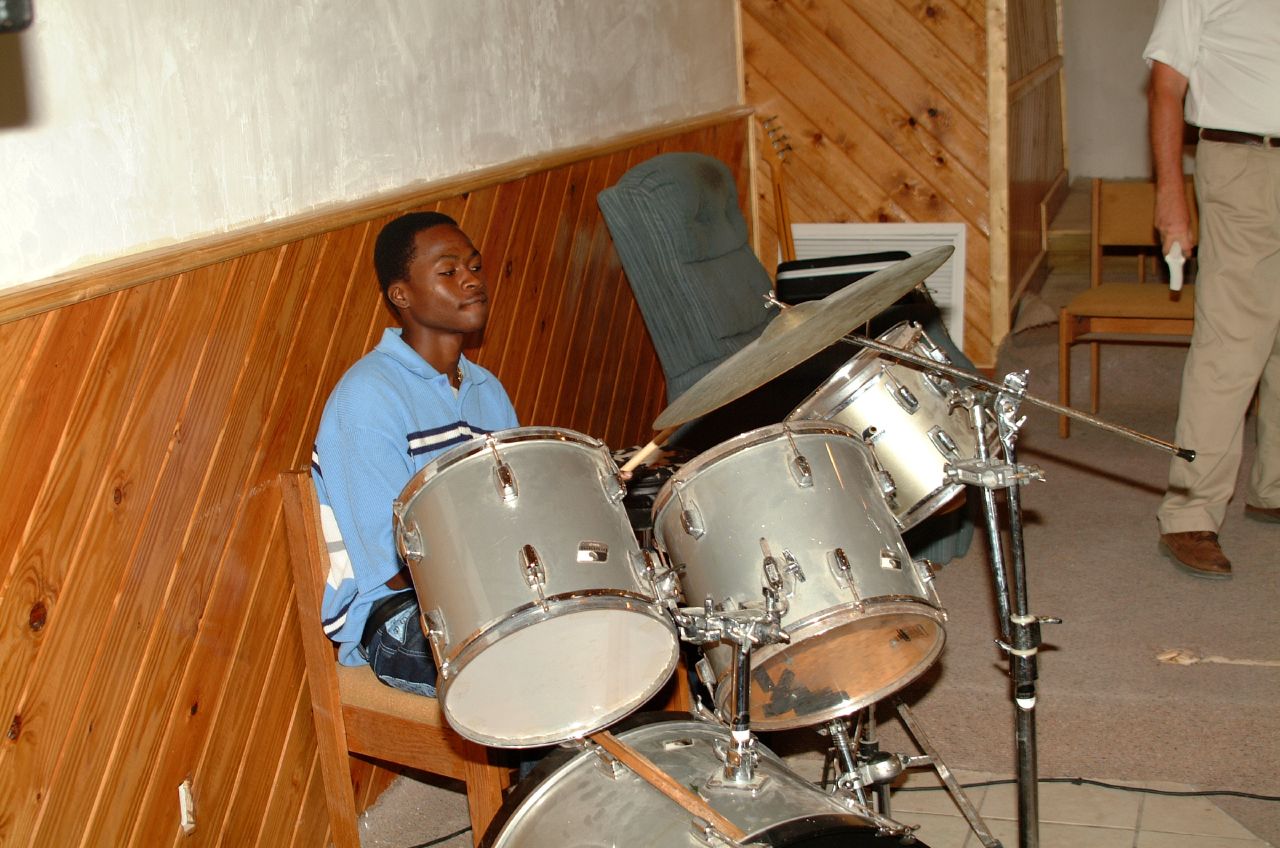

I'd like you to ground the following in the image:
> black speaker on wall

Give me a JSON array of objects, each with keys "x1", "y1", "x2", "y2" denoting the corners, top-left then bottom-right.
[{"x1": 0, "y1": 0, "x2": 33, "y2": 33}]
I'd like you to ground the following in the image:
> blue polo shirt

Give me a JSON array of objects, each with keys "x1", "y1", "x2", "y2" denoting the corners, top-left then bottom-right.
[{"x1": 313, "y1": 328, "x2": 519, "y2": 666}]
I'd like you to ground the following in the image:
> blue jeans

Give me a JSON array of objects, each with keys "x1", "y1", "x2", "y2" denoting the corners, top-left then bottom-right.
[{"x1": 361, "y1": 599, "x2": 438, "y2": 697}]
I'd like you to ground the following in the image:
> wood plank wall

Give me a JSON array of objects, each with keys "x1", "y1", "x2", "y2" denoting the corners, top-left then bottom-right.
[
  {"x1": 0, "y1": 115, "x2": 748, "y2": 847},
  {"x1": 742, "y1": 0, "x2": 1066, "y2": 368}
]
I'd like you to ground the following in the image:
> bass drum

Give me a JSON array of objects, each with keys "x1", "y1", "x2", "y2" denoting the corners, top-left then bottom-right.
[{"x1": 480, "y1": 714, "x2": 928, "y2": 847}]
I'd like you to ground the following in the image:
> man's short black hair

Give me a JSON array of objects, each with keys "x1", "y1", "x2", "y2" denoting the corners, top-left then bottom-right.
[{"x1": 373, "y1": 211, "x2": 460, "y2": 303}]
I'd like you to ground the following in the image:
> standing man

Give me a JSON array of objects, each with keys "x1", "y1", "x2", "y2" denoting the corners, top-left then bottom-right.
[
  {"x1": 313, "y1": 212, "x2": 519, "y2": 692},
  {"x1": 1146, "y1": 0, "x2": 1280, "y2": 578}
]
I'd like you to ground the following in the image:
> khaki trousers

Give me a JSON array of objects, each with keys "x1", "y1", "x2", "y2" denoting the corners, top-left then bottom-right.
[{"x1": 1158, "y1": 139, "x2": 1280, "y2": 534}]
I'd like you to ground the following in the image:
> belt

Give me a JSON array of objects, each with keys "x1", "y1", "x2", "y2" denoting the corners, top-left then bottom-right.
[
  {"x1": 360, "y1": 589, "x2": 418, "y2": 654},
  {"x1": 1199, "y1": 128, "x2": 1280, "y2": 148}
]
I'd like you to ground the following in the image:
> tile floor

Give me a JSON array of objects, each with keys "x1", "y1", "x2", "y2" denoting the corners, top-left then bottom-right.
[{"x1": 876, "y1": 768, "x2": 1273, "y2": 848}]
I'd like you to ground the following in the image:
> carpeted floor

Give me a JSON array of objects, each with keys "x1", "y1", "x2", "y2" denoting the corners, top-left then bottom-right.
[{"x1": 359, "y1": 258, "x2": 1280, "y2": 847}]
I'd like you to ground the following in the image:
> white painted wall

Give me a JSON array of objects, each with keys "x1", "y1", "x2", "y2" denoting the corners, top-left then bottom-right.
[
  {"x1": 1062, "y1": 0, "x2": 1160, "y2": 180},
  {"x1": 0, "y1": 0, "x2": 740, "y2": 290}
]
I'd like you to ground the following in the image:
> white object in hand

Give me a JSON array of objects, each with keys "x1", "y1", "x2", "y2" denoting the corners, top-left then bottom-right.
[{"x1": 1165, "y1": 241, "x2": 1185, "y2": 292}]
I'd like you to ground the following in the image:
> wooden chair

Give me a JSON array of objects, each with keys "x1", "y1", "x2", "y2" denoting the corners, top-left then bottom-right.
[
  {"x1": 279, "y1": 471, "x2": 510, "y2": 847},
  {"x1": 1058, "y1": 177, "x2": 1197, "y2": 436}
]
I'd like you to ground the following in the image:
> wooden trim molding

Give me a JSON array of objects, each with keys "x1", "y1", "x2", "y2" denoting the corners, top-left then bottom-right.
[{"x1": 0, "y1": 106, "x2": 754, "y2": 327}]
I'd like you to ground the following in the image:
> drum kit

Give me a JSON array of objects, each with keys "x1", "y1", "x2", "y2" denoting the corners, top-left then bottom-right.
[{"x1": 393, "y1": 247, "x2": 1195, "y2": 848}]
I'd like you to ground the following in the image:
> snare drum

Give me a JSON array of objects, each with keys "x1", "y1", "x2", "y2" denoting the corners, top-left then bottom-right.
[
  {"x1": 652, "y1": 422, "x2": 945, "y2": 731},
  {"x1": 480, "y1": 715, "x2": 927, "y2": 847},
  {"x1": 394, "y1": 427, "x2": 680, "y2": 748},
  {"x1": 788, "y1": 322, "x2": 977, "y2": 530}
]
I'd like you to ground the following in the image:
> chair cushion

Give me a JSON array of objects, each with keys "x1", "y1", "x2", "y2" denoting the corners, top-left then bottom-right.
[
  {"x1": 1066, "y1": 283, "x2": 1195, "y2": 319},
  {"x1": 337, "y1": 662, "x2": 445, "y2": 724}
]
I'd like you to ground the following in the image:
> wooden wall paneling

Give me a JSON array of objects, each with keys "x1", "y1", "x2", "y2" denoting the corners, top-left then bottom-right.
[
  {"x1": 151, "y1": 310, "x2": 320, "y2": 846},
  {"x1": 791, "y1": 0, "x2": 988, "y2": 175},
  {"x1": 253, "y1": 679, "x2": 316, "y2": 846},
  {"x1": 0, "y1": 313, "x2": 49, "y2": 453},
  {"x1": 562, "y1": 143, "x2": 650, "y2": 435},
  {"x1": 287, "y1": 752, "x2": 328, "y2": 848},
  {"x1": 80, "y1": 249, "x2": 304, "y2": 845},
  {"x1": 0, "y1": 279, "x2": 182, "y2": 844},
  {"x1": 743, "y1": 1, "x2": 989, "y2": 228},
  {"x1": 213, "y1": 574, "x2": 305, "y2": 847},
  {"x1": 546, "y1": 152, "x2": 632, "y2": 436},
  {"x1": 854, "y1": 0, "x2": 988, "y2": 125},
  {"x1": 0, "y1": 301, "x2": 114, "y2": 574},
  {"x1": 483, "y1": 172, "x2": 551, "y2": 395},
  {"x1": 29, "y1": 273, "x2": 238, "y2": 847},
  {"x1": 121, "y1": 236, "x2": 376, "y2": 846},
  {"x1": 527, "y1": 159, "x2": 606, "y2": 428},
  {"x1": 508, "y1": 164, "x2": 581, "y2": 421},
  {"x1": 108, "y1": 249, "x2": 310, "y2": 846}
]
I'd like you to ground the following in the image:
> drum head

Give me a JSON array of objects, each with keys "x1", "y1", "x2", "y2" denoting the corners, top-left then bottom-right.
[
  {"x1": 732, "y1": 605, "x2": 945, "y2": 730},
  {"x1": 442, "y1": 606, "x2": 679, "y2": 748}
]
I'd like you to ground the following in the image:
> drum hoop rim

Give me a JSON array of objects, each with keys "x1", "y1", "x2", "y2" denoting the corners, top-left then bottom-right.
[
  {"x1": 897, "y1": 482, "x2": 967, "y2": 530},
  {"x1": 650, "y1": 421, "x2": 862, "y2": 517},
  {"x1": 437, "y1": 590, "x2": 674, "y2": 678},
  {"x1": 396, "y1": 425, "x2": 608, "y2": 505}
]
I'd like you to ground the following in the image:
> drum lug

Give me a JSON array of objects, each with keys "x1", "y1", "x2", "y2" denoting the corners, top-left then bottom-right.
[
  {"x1": 519, "y1": 544, "x2": 549, "y2": 610},
  {"x1": 884, "y1": 370, "x2": 920, "y2": 414},
  {"x1": 422, "y1": 608, "x2": 452, "y2": 677},
  {"x1": 598, "y1": 463, "x2": 626, "y2": 503},
  {"x1": 395, "y1": 515, "x2": 424, "y2": 565},
  {"x1": 829, "y1": 547, "x2": 865, "y2": 611},
  {"x1": 486, "y1": 437, "x2": 519, "y2": 502},
  {"x1": 782, "y1": 427, "x2": 813, "y2": 488},
  {"x1": 913, "y1": 558, "x2": 947, "y2": 617},
  {"x1": 676, "y1": 485, "x2": 705, "y2": 539},
  {"x1": 928, "y1": 425, "x2": 961, "y2": 458},
  {"x1": 857, "y1": 428, "x2": 899, "y2": 507}
]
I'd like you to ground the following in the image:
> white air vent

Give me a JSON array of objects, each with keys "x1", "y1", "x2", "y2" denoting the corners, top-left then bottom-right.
[{"x1": 789, "y1": 223, "x2": 967, "y2": 353}]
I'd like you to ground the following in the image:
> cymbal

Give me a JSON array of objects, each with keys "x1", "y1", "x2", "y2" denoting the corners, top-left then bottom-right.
[{"x1": 653, "y1": 245, "x2": 954, "y2": 430}]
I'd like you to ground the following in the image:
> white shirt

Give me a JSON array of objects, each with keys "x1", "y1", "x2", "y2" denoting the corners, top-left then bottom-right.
[{"x1": 1144, "y1": 0, "x2": 1280, "y2": 135}]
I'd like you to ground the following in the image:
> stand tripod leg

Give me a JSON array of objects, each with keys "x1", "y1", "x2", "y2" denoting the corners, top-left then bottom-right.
[{"x1": 896, "y1": 701, "x2": 1002, "y2": 848}]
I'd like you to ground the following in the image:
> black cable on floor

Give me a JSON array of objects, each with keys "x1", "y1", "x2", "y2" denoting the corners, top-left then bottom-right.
[
  {"x1": 407, "y1": 824, "x2": 472, "y2": 848},
  {"x1": 893, "y1": 775, "x2": 1280, "y2": 802}
]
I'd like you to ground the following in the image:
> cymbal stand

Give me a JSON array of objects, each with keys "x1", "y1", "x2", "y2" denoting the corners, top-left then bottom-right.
[{"x1": 948, "y1": 372, "x2": 1061, "y2": 848}]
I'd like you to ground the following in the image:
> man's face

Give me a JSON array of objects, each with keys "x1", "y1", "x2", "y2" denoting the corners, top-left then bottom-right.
[{"x1": 388, "y1": 224, "x2": 490, "y2": 335}]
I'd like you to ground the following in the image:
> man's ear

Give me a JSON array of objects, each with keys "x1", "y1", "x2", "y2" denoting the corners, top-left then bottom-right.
[{"x1": 387, "y1": 281, "x2": 410, "y2": 310}]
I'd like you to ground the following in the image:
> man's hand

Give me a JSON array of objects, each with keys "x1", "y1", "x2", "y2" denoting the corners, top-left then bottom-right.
[{"x1": 1149, "y1": 61, "x2": 1195, "y2": 257}]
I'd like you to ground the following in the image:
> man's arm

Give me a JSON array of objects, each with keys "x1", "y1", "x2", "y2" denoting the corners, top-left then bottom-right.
[{"x1": 1149, "y1": 60, "x2": 1194, "y2": 256}]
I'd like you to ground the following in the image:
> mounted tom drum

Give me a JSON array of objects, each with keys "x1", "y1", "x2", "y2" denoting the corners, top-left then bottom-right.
[{"x1": 395, "y1": 427, "x2": 679, "y2": 748}]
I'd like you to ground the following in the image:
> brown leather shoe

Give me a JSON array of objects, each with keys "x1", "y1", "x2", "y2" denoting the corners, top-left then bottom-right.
[
  {"x1": 1159, "y1": 531, "x2": 1232, "y2": 579},
  {"x1": 1245, "y1": 503, "x2": 1280, "y2": 524}
]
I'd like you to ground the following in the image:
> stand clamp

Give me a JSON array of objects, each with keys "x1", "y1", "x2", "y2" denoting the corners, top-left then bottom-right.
[{"x1": 946, "y1": 458, "x2": 1044, "y2": 489}]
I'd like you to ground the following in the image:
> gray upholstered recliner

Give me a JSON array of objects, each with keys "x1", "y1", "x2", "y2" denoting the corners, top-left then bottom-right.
[{"x1": 597, "y1": 152, "x2": 772, "y2": 402}]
